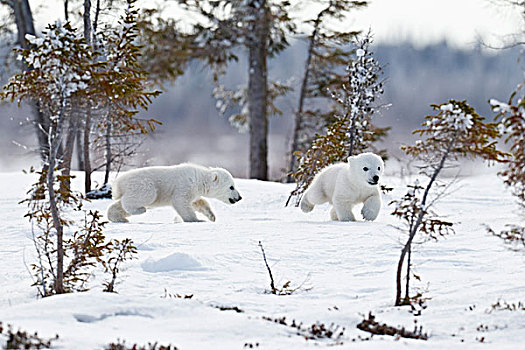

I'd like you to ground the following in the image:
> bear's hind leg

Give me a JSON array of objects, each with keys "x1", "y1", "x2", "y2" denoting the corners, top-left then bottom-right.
[
  {"x1": 193, "y1": 198, "x2": 216, "y2": 222},
  {"x1": 300, "y1": 185, "x2": 327, "y2": 213},
  {"x1": 330, "y1": 207, "x2": 338, "y2": 221},
  {"x1": 120, "y1": 182, "x2": 156, "y2": 217},
  {"x1": 107, "y1": 200, "x2": 130, "y2": 223},
  {"x1": 121, "y1": 197, "x2": 148, "y2": 216}
]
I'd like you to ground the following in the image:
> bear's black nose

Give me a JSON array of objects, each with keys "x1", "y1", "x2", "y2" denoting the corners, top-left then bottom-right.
[
  {"x1": 238, "y1": 195, "x2": 242, "y2": 201},
  {"x1": 373, "y1": 175, "x2": 379, "y2": 182}
]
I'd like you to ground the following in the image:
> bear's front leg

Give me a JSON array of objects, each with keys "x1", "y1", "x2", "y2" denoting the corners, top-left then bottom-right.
[
  {"x1": 172, "y1": 198, "x2": 203, "y2": 222},
  {"x1": 192, "y1": 198, "x2": 216, "y2": 222},
  {"x1": 361, "y1": 195, "x2": 381, "y2": 221},
  {"x1": 333, "y1": 198, "x2": 356, "y2": 221}
]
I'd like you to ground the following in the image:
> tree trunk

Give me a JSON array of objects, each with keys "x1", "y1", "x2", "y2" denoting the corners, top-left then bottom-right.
[
  {"x1": 9, "y1": 0, "x2": 51, "y2": 162},
  {"x1": 404, "y1": 244, "x2": 411, "y2": 301},
  {"x1": 48, "y1": 157, "x2": 64, "y2": 294},
  {"x1": 76, "y1": 127, "x2": 85, "y2": 171},
  {"x1": 11, "y1": 0, "x2": 34, "y2": 50},
  {"x1": 394, "y1": 135, "x2": 457, "y2": 305},
  {"x1": 104, "y1": 113, "x2": 111, "y2": 185},
  {"x1": 82, "y1": 0, "x2": 93, "y2": 193},
  {"x1": 64, "y1": 0, "x2": 69, "y2": 21},
  {"x1": 348, "y1": 115, "x2": 357, "y2": 157},
  {"x1": 83, "y1": 0, "x2": 91, "y2": 45},
  {"x1": 60, "y1": 116, "x2": 78, "y2": 191},
  {"x1": 83, "y1": 110, "x2": 92, "y2": 193},
  {"x1": 93, "y1": 0, "x2": 101, "y2": 44},
  {"x1": 287, "y1": 17, "x2": 320, "y2": 183},
  {"x1": 247, "y1": 2, "x2": 269, "y2": 180},
  {"x1": 48, "y1": 97, "x2": 68, "y2": 295},
  {"x1": 47, "y1": 157, "x2": 64, "y2": 294}
]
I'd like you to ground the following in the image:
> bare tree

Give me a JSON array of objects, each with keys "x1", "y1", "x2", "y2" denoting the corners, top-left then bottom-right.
[{"x1": 247, "y1": 1, "x2": 270, "y2": 179}]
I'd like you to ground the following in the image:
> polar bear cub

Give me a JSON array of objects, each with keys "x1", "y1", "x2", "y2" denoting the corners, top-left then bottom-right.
[
  {"x1": 300, "y1": 152, "x2": 384, "y2": 221},
  {"x1": 107, "y1": 163, "x2": 242, "y2": 223}
]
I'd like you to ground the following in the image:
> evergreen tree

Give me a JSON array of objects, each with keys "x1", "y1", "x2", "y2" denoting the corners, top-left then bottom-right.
[
  {"x1": 157, "y1": 0, "x2": 297, "y2": 180},
  {"x1": 1, "y1": 1, "x2": 158, "y2": 294},
  {"x1": 288, "y1": 0, "x2": 367, "y2": 180},
  {"x1": 287, "y1": 33, "x2": 387, "y2": 206},
  {"x1": 84, "y1": 0, "x2": 161, "y2": 193}
]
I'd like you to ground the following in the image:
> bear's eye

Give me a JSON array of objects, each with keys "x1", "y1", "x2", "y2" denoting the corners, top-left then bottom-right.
[
  {"x1": 230, "y1": 186, "x2": 234, "y2": 190},
  {"x1": 378, "y1": 167, "x2": 381, "y2": 171},
  {"x1": 363, "y1": 167, "x2": 369, "y2": 171}
]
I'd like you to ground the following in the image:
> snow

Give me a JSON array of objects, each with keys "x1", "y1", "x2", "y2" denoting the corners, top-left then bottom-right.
[
  {"x1": 490, "y1": 99, "x2": 511, "y2": 113},
  {"x1": 0, "y1": 171, "x2": 524, "y2": 349},
  {"x1": 141, "y1": 253, "x2": 205, "y2": 272},
  {"x1": 440, "y1": 103, "x2": 454, "y2": 112},
  {"x1": 438, "y1": 103, "x2": 474, "y2": 132}
]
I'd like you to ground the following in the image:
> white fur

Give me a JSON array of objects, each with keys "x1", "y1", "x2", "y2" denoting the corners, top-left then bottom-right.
[
  {"x1": 107, "y1": 163, "x2": 242, "y2": 223},
  {"x1": 300, "y1": 152, "x2": 384, "y2": 221}
]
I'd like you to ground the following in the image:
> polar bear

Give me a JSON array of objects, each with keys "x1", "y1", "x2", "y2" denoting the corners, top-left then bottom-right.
[
  {"x1": 107, "y1": 163, "x2": 242, "y2": 223},
  {"x1": 300, "y1": 152, "x2": 384, "y2": 221}
]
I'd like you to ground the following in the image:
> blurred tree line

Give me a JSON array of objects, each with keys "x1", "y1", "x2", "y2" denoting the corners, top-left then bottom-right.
[{"x1": 0, "y1": 1, "x2": 522, "y2": 181}]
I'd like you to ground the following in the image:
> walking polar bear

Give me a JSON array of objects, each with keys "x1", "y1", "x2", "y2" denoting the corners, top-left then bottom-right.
[
  {"x1": 107, "y1": 164, "x2": 242, "y2": 223},
  {"x1": 300, "y1": 152, "x2": 384, "y2": 221}
]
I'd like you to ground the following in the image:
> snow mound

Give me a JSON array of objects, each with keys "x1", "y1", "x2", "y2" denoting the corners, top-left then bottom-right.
[
  {"x1": 141, "y1": 253, "x2": 204, "y2": 272},
  {"x1": 74, "y1": 310, "x2": 153, "y2": 323}
]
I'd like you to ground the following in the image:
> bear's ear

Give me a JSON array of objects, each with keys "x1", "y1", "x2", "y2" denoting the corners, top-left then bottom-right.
[
  {"x1": 347, "y1": 155, "x2": 356, "y2": 163},
  {"x1": 210, "y1": 171, "x2": 219, "y2": 183}
]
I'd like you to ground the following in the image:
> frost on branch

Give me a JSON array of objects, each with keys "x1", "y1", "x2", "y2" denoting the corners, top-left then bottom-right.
[
  {"x1": 402, "y1": 100, "x2": 504, "y2": 164},
  {"x1": 23, "y1": 24, "x2": 91, "y2": 97},
  {"x1": 336, "y1": 32, "x2": 387, "y2": 157},
  {"x1": 4, "y1": 22, "x2": 93, "y2": 115},
  {"x1": 490, "y1": 92, "x2": 525, "y2": 209}
]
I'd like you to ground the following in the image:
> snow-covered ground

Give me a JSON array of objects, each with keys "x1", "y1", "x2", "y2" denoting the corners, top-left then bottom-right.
[{"x1": 0, "y1": 171, "x2": 524, "y2": 349}]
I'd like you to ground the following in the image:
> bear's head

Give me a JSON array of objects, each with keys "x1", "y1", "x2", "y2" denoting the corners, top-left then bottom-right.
[
  {"x1": 208, "y1": 168, "x2": 242, "y2": 204},
  {"x1": 347, "y1": 152, "x2": 384, "y2": 187}
]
